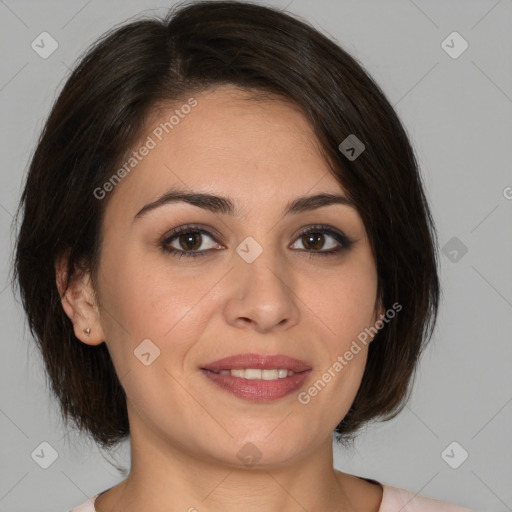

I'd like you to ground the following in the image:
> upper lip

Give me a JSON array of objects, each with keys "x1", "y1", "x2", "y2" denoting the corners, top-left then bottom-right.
[{"x1": 201, "y1": 353, "x2": 312, "y2": 372}]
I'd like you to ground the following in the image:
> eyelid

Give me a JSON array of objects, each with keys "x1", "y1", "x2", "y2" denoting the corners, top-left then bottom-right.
[
  {"x1": 161, "y1": 223, "x2": 223, "y2": 243},
  {"x1": 159, "y1": 223, "x2": 353, "y2": 257},
  {"x1": 290, "y1": 224, "x2": 352, "y2": 248}
]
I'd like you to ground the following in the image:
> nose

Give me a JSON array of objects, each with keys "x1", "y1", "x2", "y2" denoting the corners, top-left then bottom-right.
[{"x1": 223, "y1": 244, "x2": 301, "y2": 333}]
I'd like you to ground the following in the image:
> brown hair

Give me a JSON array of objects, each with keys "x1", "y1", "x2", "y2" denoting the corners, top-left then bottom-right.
[{"x1": 12, "y1": 0, "x2": 440, "y2": 452}]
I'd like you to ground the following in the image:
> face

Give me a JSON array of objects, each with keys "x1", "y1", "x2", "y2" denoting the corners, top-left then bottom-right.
[{"x1": 70, "y1": 85, "x2": 383, "y2": 468}]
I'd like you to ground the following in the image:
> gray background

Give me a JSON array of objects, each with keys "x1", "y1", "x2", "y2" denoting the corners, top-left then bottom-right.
[{"x1": 1, "y1": 0, "x2": 511, "y2": 511}]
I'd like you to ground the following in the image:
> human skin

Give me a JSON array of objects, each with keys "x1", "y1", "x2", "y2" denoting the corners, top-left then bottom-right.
[{"x1": 56, "y1": 85, "x2": 385, "y2": 512}]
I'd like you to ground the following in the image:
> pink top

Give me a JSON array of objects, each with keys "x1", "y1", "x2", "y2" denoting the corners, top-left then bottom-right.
[{"x1": 68, "y1": 484, "x2": 473, "y2": 511}]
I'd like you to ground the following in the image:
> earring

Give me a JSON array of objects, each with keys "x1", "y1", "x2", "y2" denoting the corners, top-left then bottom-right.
[{"x1": 83, "y1": 327, "x2": 91, "y2": 335}]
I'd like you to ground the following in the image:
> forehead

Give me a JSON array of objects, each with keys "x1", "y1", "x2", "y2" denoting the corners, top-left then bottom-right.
[{"x1": 104, "y1": 85, "x2": 346, "y2": 220}]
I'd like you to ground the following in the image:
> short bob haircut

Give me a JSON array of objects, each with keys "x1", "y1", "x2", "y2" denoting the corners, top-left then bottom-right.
[{"x1": 13, "y1": 0, "x2": 439, "y2": 451}]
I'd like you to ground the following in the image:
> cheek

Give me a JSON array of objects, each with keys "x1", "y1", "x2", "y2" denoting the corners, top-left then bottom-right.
[
  {"x1": 316, "y1": 259, "x2": 379, "y2": 346},
  {"x1": 97, "y1": 246, "x2": 220, "y2": 360},
  {"x1": 301, "y1": 258, "x2": 377, "y2": 407},
  {"x1": 98, "y1": 236, "x2": 378, "y2": 374}
]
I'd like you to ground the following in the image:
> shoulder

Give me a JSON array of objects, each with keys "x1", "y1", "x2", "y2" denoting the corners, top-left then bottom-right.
[
  {"x1": 67, "y1": 493, "x2": 99, "y2": 512},
  {"x1": 380, "y1": 484, "x2": 473, "y2": 512}
]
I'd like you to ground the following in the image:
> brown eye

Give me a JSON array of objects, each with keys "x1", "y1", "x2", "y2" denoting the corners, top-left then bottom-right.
[
  {"x1": 301, "y1": 232, "x2": 328, "y2": 251},
  {"x1": 160, "y1": 226, "x2": 222, "y2": 259},
  {"x1": 290, "y1": 225, "x2": 352, "y2": 256},
  {"x1": 160, "y1": 224, "x2": 353, "y2": 260},
  {"x1": 176, "y1": 232, "x2": 203, "y2": 251}
]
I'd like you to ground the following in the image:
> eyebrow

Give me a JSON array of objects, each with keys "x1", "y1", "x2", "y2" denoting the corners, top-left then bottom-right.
[{"x1": 133, "y1": 187, "x2": 355, "y2": 222}]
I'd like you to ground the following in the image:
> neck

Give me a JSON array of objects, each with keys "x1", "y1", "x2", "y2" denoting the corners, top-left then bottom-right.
[
  {"x1": 94, "y1": 397, "x2": 384, "y2": 512},
  {"x1": 96, "y1": 426, "x2": 360, "y2": 512}
]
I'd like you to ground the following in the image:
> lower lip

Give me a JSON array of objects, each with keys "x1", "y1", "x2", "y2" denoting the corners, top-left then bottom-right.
[{"x1": 200, "y1": 369, "x2": 311, "y2": 402}]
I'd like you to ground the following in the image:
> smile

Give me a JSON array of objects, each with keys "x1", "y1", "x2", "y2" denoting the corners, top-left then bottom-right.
[
  {"x1": 210, "y1": 368, "x2": 296, "y2": 380},
  {"x1": 200, "y1": 353, "x2": 312, "y2": 402}
]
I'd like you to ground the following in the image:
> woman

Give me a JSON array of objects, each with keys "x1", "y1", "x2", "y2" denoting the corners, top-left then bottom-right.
[{"x1": 13, "y1": 1, "x2": 473, "y2": 510}]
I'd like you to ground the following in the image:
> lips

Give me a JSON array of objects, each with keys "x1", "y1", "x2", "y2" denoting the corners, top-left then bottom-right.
[
  {"x1": 201, "y1": 353, "x2": 312, "y2": 373},
  {"x1": 200, "y1": 353, "x2": 312, "y2": 402}
]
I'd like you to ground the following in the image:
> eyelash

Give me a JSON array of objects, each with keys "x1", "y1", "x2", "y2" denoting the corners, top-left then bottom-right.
[{"x1": 159, "y1": 223, "x2": 354, "y2": 260}]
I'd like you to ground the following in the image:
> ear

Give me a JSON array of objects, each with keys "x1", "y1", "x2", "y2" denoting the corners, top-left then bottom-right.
[{"x1": 55, "y1": 252, "x2": 106, "y2": 346}]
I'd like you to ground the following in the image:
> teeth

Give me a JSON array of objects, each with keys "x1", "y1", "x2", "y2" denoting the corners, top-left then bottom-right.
[{"x1": 216, "y1": 369, "x2": 295, "y2": 380}]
